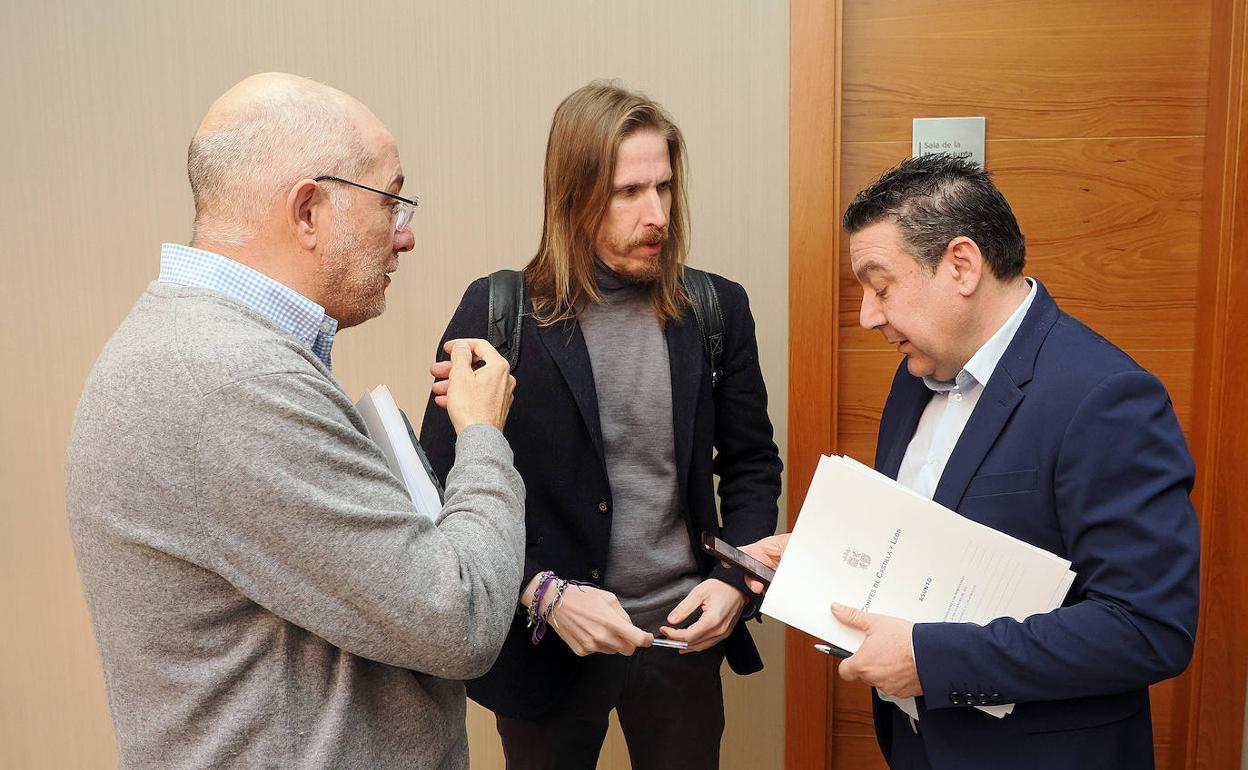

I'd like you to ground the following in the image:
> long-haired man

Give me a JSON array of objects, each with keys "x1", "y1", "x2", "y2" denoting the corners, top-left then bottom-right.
[{"x1": 421, "y1": 81, "x2": 782, "y2": 769}]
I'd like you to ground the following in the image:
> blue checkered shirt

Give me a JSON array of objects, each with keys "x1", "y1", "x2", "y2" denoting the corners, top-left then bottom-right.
[{"x1": 158, "y1": 243, "x2": 338, "y2": 369}]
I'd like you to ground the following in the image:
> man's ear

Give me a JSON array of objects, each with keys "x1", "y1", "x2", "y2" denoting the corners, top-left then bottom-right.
[
  {"x1": 944, "y1": 236, "x2": 984, "y2": 296},
  {"x1": 287, "y1": 179, "x2": 322, "y2": 250}
]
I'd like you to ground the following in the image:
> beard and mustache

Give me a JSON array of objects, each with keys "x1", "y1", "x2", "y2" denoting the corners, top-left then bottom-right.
[
  {"x1": 319, "y1": 222, "x2": 391, "y2": 329},
  {"x1": 601, "y1": 225, "x2": 669, "y2": 285}
]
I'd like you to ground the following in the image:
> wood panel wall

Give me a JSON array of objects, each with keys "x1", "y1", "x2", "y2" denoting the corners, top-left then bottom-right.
[
  {"x1": 1185, "y1": 0, "x2": 1248, "y2": 767},
  {"x1": 790, "y1": 1, "x2": 1222, "y2": 767},
  {"x1": 787, "y1": 0, "x2": 841, "y2": 766}
]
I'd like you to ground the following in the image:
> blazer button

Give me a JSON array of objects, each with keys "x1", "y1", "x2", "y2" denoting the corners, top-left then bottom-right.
[
  {"x1": 590, "y1": 569, "x2": 601, "y2": 580},
  {"x1": 598, "y1": 501, "x2": 609, "y2": 512}
]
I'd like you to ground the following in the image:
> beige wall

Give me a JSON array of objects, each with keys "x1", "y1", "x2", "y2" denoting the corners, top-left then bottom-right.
[{"x1": 0, "y1": 1, "x2": 788, "y2": 768}]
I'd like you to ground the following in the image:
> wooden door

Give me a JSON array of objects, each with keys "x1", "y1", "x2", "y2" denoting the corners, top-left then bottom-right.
[{"x1": 787, "y1": 1, "x2": 1245, "y2": 767}]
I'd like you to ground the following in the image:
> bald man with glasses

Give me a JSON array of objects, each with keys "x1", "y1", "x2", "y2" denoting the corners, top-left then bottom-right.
[{"x1": 66, "y1": 72, "x2": 524, "y2": 770}]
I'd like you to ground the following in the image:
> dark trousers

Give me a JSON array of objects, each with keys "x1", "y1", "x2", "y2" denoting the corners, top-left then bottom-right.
[
  {"x1": 885, "y1": 704, "x2": 932, "y2": 770},
  {"x1": 495, "y1": 643, "x2": 726, "y2": 770}
]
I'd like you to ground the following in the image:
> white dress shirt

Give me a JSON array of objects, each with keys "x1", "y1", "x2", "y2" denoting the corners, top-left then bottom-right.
[{"x1": 883, "y1": 277, "x2": 1037, "y2": 721}]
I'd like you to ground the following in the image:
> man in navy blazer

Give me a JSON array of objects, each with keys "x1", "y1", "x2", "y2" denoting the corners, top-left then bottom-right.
[{"x1": 745, "y1": 154, "x2": 1199, "y2": 769}]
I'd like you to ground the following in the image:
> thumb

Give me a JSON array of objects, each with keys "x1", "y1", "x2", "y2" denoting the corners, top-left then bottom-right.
[
  {"x1": 449, "y1": 340, "x2": 473, "y2": 378},
  {"x1": 831, "y1": 602, "x2": 871, "y2": 631}
]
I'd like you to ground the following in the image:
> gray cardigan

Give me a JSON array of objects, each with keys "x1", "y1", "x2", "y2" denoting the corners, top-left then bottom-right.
[{"x1": 66, "y1": 283, "x2": 525, "y2": 769}]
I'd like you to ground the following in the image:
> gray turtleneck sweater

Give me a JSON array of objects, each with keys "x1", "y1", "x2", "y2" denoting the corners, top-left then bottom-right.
[{"x1": 577, "y1": 262, "x2": 700, "y2": 632}]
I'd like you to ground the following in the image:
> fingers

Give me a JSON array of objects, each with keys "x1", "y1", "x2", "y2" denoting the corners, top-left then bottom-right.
[
  {"x1": 660, "y1": 613, "x2": 714, "y2": 647},
  {"x1": 770, "y1": 532, "x2": 791, "y2": 557},
  {"x1": 829, "y1": 605, "x2": 868, "y2": 680},
  {"x1": 659, "y1": 623, "x2": 690, "y2": 642},
  {"x1": 740, "y1": 533, "x2": 789, "y2": 570},
  {"x1": 665, "y1": 587, "x2": 703, "y2": 627},
  {"x1": 831, "y1": 602, "x2": 871, "y2": 631},
  {"x1": 579, "y1": 616, "x2": 648, "y2": 656},
  {"x1": 440, "y1": 338, "x2": 513, "y2": 433},
  {"x1": 604, "y1": 597, "x2": 647, "y2": 653},
  {"x1": 443, "y1": 338, "x2": 508, "y2": 369},
  {"x1": 660, "y1": 605, "x2": 729, "y2": 652},
  {"x1": 837, "y1": 653, "x2": 864, "y2": 683},
  {"x1": 449, "y1": 340, "x2": 473, "y2": 378},
  {"x1": 619, "y1": 624, "x2": 651, "y2": 653},
  {"x1": 430, "y1": 360, "x2": 452, "y2": 411},
  {"x1": 662, "y1": 590, "x2": 720, "y2": 649},
  {"x1": 739, "y1": 544, "x2": 777, "y2": 570},
  {"x1": 616, "y1": 602, "x2": 634, "y2": 624},
  {"x1": 661, "y1": 579, "x2": 746, "y2": 652},
  {"x1": 745, "y1": 577, "x2": 767, "y2": 595},
  {"x1": 551, "y1": 586, "x2": 648, "y2": 656}
]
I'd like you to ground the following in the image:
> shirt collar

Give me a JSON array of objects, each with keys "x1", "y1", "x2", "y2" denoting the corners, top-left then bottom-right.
[
  {"x1": 922, "y1": 277, "x2": 1037, "y2": 394},
  {"x1": 157, "y1": 243, "x2": 338, "y2": 369}
]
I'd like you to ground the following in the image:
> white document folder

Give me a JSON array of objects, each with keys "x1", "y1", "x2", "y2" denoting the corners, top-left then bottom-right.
[
  {"x1": 355, "y1": 384, "x2": 444, "y2": 520},
  {"x1": 762, "y1": 455, "x2": 1076, "y2": 718}
]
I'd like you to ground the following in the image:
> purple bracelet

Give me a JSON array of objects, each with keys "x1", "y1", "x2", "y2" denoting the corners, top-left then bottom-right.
[
  {"x1": 529, "y1": 575, "x2": 590, "y2": 645},
  {"x1": 527, "y1": 571, "x2": 558, "y2": 641}
]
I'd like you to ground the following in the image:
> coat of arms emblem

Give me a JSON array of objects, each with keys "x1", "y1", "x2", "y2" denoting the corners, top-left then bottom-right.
[{"x1": 842, "y1": 548, "x2": 871, "y2": 569}]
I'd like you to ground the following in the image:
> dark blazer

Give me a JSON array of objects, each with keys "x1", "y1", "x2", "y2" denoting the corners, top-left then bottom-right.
[
  {"x1": 420, "y1": 272, "x2": 783, "y2": 719},
  {"x1": 871, "y1": 281, "x2": 1199, "y2": 770}
]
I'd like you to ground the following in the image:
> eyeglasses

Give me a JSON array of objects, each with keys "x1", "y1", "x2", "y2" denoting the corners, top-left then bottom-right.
[{"x1": 313, "y1": 175, "x2": 418, "y2": 232}]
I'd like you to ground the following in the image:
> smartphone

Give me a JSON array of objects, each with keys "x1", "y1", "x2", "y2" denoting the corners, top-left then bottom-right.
[{"x1": 701, "y1": 532, "x2": 776, "y2": 585}]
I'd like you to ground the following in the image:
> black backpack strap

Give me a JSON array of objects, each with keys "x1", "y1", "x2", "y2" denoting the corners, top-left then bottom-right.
[
  {"x1": 682, "y1": 267, "x2": 725, "y2": 389},
  {"x1": 487, "y1": 269, "x2": 525, "y2": 370}
]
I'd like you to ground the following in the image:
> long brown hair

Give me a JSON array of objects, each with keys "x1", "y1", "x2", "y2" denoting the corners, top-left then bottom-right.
[{"x1": 524, "y1": 81, "x2": 690, "y2": 325}]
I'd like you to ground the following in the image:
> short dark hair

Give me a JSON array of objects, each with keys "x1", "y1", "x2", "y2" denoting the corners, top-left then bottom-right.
[{"x1": 842, "y1": 153, "x2": 1026, "y2": 279}]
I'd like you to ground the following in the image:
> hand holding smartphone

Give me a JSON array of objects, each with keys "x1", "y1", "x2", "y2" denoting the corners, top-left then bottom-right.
[
  {"x1": 702, "y1": 533, "x2": 851, "y2": 660},
  {"x1": 701, "y1": 532, "x2": 777, "y2": 585}
]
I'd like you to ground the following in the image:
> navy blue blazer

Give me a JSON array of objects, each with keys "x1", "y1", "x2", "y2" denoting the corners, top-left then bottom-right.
[
  {"x1": 420, "y1": 272, "x2": 782, "y2": 719},
  {"x1": 870, "y1": 281, "x2": 1200, "y2": 769}
]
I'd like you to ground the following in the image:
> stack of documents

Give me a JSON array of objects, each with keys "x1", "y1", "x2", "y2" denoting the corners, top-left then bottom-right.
[
  {"x1": 762, "y1": 455, "x2": 1076, "y2": 717},
  {"x1": 355, "y1": 384, "x2": 444, "y2": 520}
]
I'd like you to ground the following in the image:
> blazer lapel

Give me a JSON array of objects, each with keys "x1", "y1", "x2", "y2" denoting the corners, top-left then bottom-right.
[
  {"x1": 535, "y1": 317, "x2": 606, "y2": 463},
  {"x1": 666, "y1": 314, "x2": 703, "y2": 495},
  {"x1": 932, "y1": 378, "x2": 1024, "y2": 509},
  {"x1": 932, "y1": 281, "x2": 1061, "y2": 509}
]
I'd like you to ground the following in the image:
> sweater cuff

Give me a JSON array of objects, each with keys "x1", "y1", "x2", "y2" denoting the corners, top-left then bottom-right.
[{"x1": 453, "y1": 423, "x2": 512, "y2": 464}]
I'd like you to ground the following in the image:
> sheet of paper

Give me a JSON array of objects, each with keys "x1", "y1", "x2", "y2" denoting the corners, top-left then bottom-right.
[
  {"x1": 762, "y1": 455, "x2": 1076, "y2": 718},
  {"x1": 355, "y1": 384, "x2": 443, "y2": 520}
]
